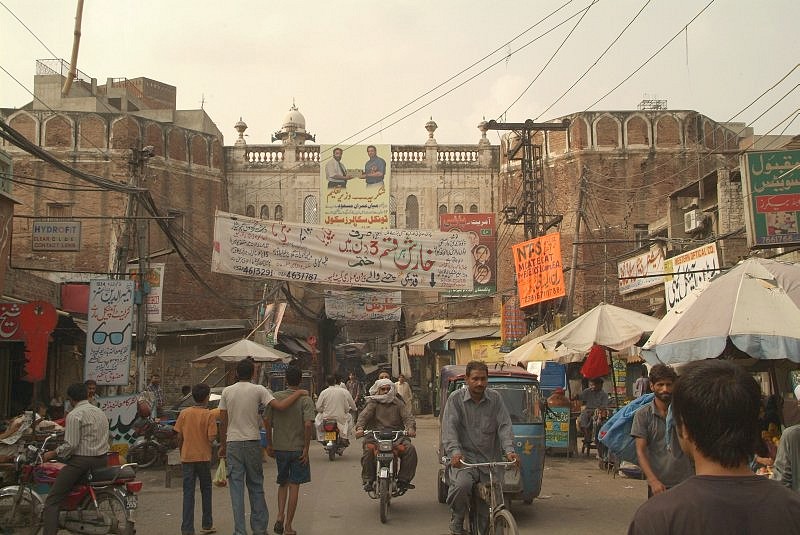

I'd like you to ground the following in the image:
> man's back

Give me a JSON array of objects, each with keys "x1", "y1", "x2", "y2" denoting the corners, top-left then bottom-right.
[
  {"x1": 267, "y1": 390, "x2": 314, "y2": 451},
  {"x1": 316, "y1": 386, "x2": 352, "y2": 418},
  {"x1": 220, "y1": 381, "x2": 272, "y2": 441},
  {"x1": 628, "y1": 475, "x2": 800, "y2": 534}
]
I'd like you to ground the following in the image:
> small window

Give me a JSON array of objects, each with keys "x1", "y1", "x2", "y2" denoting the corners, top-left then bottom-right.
[
  {"x1": 47, "y1": 203, "x2": 73, "y2": 218},
  {"x1": 390, "y1": 196, "x2": 397, "y2": 228},
  {"x1": 168, "y1": 209, "x2": 185, "y2": 233},
  {"x1": 303, "y1": 195, "x2": 318, "y2": 224},
  {"x1": 245, "y1": 205, "x2": 255, "y2": 218},
  {"x1": 633, "y1": 224, "x2": 649, "y2": 248},
  {"x1": 438, "y1": 204, "x2": 447, "y2": 215},
  {"x1": 469, "y1": 204, "x2": 478, "y2": 213},
  {"x1": 260, "y1": 205, "x2": 270, "y2": 220},
  {"x1": 405, "y1": 195, "x2": 419, "y2": 229},
  {"x1": 274, "y1": 205, "x2": 284, "y2": 221},
  {"x1": 454, "y1": 204, "x2": 464, "y2": 214}
]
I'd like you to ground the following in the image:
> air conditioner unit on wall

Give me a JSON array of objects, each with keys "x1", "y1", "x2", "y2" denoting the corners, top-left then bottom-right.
[{"x1": 684, "y1": 209, "x2": 703, "y2": 233}]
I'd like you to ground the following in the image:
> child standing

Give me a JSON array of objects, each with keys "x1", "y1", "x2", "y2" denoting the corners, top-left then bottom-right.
[{"x1": 174, "y1": 383, "x2": 217, "y2": 535}]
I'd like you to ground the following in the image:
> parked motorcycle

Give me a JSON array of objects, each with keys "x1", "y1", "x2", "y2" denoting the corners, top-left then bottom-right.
[
  {"x1": 126, "y1": 416, "x2": 179, "y2": 468},
  {"x1": 362, "y1": 430, "x2": 410, "y2": 524},
  {"x1": 321, "y1": 419, "x2": 348, "y2": 461},
  {"x1": 0, "y1": 433, "x2": 142, "y2": 535}
]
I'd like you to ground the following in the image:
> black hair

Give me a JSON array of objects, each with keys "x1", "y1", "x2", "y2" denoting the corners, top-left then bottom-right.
[
  {"x1": 466, "y1": 360, "x2": 488, "y2": 377},
  {"x1": 589, "y1": 377, "x2": 604, "y2": 386},
  {"x1": 285, "y1": 366, "x2": 302, "y2": 387},
  {"x1": 84, "y1": 379, "x2": 97, "y2": 387},
  {"x1": 367, "y1": 145, "x2": 376, "y2": 151},
  {"x1": 672, "y1": 360, "x2": 761, "y2": 468},
  {"x1": 236, "y1": 358, "x2": 255, "y2": 380},
  {"x1": 325, "y1": 374, "x2": 337, "y2": 386},
  {"x1": 181, "y1": 385, "x2": 192, "y2": 395},
  {"x1": 649, "y1": 363, "x2": 677, "y2": 384},
  {"x1": 67, "y1": 382, "x2": 88, "y2": 402},
  {"x1": 192, "y1": 383, "x2": 210, "y2": 403}
]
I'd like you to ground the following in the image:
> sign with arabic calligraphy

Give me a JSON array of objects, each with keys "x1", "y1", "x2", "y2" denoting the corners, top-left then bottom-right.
[
  {"x1": 325, "y1": 290, "x2": 402, "y2": 321},
  {"x1": 128, "y1": 263, "x2": 165, "y2": 323},
  {"x1": 320, "y1": 144, "x2": 391, "y2": 229},
  {"x1": 439, "y1": 213, "x2": 497, "y2": 296},
  {"x1": 513, "y1": 233, "x2": 565, "y2": 307},
  {"x1": 86, "y1": 280, "x2": 135, "y2": 386},
  {"x1": 0, "y1": 301, "x2": 57, "y2": 382},
  {"x1": 99, "y1": 394, "x2": 138, "y2": 456},
  {"x1": 211, "y1": 210, "x2": 474, "y2": 291},
  {"x1": 617, "y1": 245, "x2": 664, "y2": 295},
  {"x1": 663, "y1": 243, "x2": 719, "y2": 310},
  {"x1": 742, "y1": 149, "x2": 800, "y2": 248}
]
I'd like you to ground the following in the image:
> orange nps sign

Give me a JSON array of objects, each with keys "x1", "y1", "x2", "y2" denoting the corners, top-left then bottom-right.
[{"x1": 512, "y1": 233, "x2": 565, "y2": 307}]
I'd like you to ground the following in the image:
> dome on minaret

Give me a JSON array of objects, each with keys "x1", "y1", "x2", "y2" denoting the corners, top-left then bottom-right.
[{"x1": 272, "y1": 101, "x2": 315, "y2": 145}]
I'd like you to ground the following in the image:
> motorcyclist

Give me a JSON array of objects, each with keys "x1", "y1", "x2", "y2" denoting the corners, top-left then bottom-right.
[
  {"x1": 315, "y1": 374, "x2": 356, "y2": 444},
  {"x1": 355, "y1": 378, "x2": 417, "y2": 492}
]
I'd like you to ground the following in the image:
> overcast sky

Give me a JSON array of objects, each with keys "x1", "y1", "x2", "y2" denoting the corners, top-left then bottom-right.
[{"x1": 1, "y1": 1, "x2": 798, "y2": 146}]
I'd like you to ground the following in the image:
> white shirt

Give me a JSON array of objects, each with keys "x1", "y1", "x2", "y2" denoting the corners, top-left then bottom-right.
[
  {"x1": 219, "y1": 381, "x2": 274, "y2": 442},
  {"x1": 316, "y1": 385, "x2": 356, "y2": 422}
]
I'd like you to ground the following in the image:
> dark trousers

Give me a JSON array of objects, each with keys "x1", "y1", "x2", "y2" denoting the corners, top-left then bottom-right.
[
  {"x1": 360, "y1": 438, "x2": 417, "y2": 483},
  {"x1": 182, "y1": 461, "x2": 213, "y2": 534},
  {"x1": 43, "y1": 454, "x2": 107, "y2": 535}
]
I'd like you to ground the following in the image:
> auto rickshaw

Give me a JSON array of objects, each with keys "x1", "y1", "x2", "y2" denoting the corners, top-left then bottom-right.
[{"x1": 436, "y1": 364, "x2": 545, "y2": 505}]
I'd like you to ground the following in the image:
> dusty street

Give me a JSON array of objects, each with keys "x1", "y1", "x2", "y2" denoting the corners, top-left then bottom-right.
[{"x1": 131, "y1": 415, "x2": 646, "y2": 534}]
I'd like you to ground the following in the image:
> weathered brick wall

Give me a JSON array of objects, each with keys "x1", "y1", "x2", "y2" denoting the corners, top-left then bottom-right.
[{"x1": 0, "y1": 108, "x2": 252, "y2": 322}]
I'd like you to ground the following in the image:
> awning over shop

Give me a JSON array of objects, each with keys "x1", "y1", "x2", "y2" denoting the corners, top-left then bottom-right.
[
  {"x1": 408, "y1": 331, "x2": 447, "y2": 357},
  {"x1": 440, "y1": 327, "x2": 499, "y2": 341},
  {"x1": 392, "y1": 331, "x2": 430, "y2": 348}
]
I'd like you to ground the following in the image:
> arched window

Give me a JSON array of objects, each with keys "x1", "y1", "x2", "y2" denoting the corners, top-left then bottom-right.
[
  {"x1": 245, "y1": 205, "x2": 255, "y2": 217},
  {"x1": 390, "y1": 196, "x2": 397, "y2": 228},
  {"x1": 454, "y1": 204, "x2": 464, "y2": 213},
  {"x1": 405, "y1": 195, "x2": 419, "y2": 229},
  {"x1": 469, "y1": 204, "x2": 478, "y2": 213},
  {"x1": 303, "y1": 195, "x2": 318, "y2": 224},
  {"x1": 439, "y1": 204, "x2": 447, "y2": 215},
  {"x1": 260, "y1": 205, "x2": 270, "y2": 220},
  {"x1": 274, "y1": 205, "x2": 284, "y2": 221}
]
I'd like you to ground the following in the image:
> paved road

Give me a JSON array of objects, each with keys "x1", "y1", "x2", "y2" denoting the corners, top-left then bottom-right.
[{"x1": 132, "y1": 415, "x2": 647, "y2": 534}]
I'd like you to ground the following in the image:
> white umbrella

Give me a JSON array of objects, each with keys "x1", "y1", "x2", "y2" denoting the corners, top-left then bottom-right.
[
  {"x1": 503, "y1": 303, "x2": 659, "y2": 366},
  {"x1": 642, "y1": 257, "x2": 800, "y2": 365},
  {"x1": 193, "y1": 339, "x2": 291, "y2": 364}
]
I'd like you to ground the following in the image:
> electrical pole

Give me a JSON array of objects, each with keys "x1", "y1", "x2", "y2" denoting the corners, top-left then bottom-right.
[
  {"x1": 486, "y1": 119, "x2": 569, "y2": 239},
  {"x1": 566, "y1": 167, "x2": 588, "y2": 321}
]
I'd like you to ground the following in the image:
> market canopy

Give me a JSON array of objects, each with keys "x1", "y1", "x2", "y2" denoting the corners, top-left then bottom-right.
[
  {"x1": 193, "y1": 339, "x2": 291, "y2": 364},
  {"x1": 642, "y1": 257, "x2": 800, "y2": 365},
  {"x1": 503, "y1": 302, "x2": 659, "y2": 366}
]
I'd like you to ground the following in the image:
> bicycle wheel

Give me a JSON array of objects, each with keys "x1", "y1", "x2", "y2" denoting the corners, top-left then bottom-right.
[
  {"x1": 0, "y1": 489, "x2": 42, "y2": 534},
  {"x1": 95, "y1": 491, "x2": 134, "y2": 535},
  {"x1": 493, "y1": 508, "x2": 519, "y2": 535},
  {"x1": 378, "y1": 478, "x2": 389, "y2": 524},
  {"x1": 129, "y1": 442, "x2": 159, "y2": 468}
]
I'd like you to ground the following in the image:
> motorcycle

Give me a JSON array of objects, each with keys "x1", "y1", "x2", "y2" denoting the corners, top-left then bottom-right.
[
  {"x1": 362, "y1": 430, "x2": 410, "y2": 524},
  {"x1": 0, "y1": 433, "x2": 142, "y2": 535},
  {"x1": 321, "y1": 419, "x2": 348, "y2": 461},
  {"x1": 126, "y1": 416, "x2": 179, "y2": 469}
]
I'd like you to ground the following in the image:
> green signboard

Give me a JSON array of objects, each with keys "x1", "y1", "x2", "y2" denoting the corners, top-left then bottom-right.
[{"x1": 742, "y1": 150, "x2": 800, "y2": 248}]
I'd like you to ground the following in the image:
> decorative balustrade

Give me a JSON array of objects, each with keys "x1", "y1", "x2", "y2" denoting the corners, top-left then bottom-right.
[
  {"x1": 245, "y1": 146, "x2": 285, "y2": 164},
  {"x1": 437, "y1": 146, "x2": 480, "y2": 163},
  {"x1": 391, "y1": 147, "x2": 426, "y2": 163},
  {"x1": 296, "y1": 147, "x2": 320, "y2": 163}
]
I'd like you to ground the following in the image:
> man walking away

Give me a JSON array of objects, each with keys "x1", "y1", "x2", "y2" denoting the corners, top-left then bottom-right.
[
  {"x1": 41, "y1": 383, "x2": 109, "y2": 535},
  {"x1": 772, "y1": 385, "x2": 800, "y2": 491},
  {"x1": 174, "y1": 383, "x2": 217, "y2": 535},
  {"x1": 628, "y1": 360, "x2": 800, "y2": 535},
  {"x1": 264, "y1": 366, "x2": 315, "y2": 535},
  {"x1": 631, "y1": 364, "x2": 693, "y2": 497},
  {"x1": 218, "y1": 358, "x2": 308, "y2": 535}
]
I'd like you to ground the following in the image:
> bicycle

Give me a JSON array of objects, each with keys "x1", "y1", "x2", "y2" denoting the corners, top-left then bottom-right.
[{"x1": 455, "y1": 459, "x2": 519, "y2": 535}]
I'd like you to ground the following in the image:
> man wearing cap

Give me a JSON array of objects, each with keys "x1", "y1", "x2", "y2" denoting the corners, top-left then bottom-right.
[
  {"x1": 773, "y1": 385, "x2": 800, "y2": 491},
  {"x1": 355, "y1": 378, "x2": 417, "y2": 492}
]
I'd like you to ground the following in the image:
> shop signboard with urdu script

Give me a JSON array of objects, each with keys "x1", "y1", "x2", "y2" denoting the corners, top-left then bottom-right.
[
  {"x1": 512, "y1": 233, "x2": 565, "y2": 307},
  {"x1": 741, "y1": 149, "x2": 800, "y2": 248}
]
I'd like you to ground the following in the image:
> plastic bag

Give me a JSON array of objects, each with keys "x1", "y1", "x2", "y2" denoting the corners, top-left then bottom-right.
[{"x1": 213, "y1": 458, "x2": 227, "y2": 487}]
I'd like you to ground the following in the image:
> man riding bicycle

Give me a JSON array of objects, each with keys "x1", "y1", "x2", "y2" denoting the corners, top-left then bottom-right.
[{"x1": 441, "y1": 360, "x2": 518, "y2": 535}]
